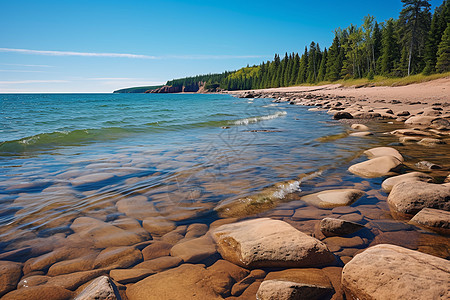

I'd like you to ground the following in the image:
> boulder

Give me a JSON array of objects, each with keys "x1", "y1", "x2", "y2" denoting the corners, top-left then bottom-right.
[
  {"x1": 170, "y1": 235, "x2": 217, "y2": 263},
  {"x1": 257, "y1": 269, "x2": 334, "y2": 300},
  {"x1": 348, "y1": 156, "x2": 402, "y2": 178},
  {"x1": 319, "y1": 218, "x2": 364, "y2": 237},
  {"x1": 333, "y1": 112, "x2": 353, "y2": 120},
  {"x1": 387, "y1": 181, "x2": 450, "y2": 215},
  {"x1": 0, "y1": 261, "x2": 22, "y2": 297},
  {"x1": 74, "y1": 276, "x2": 120, "y2": 300},
  {"x1": 17, "y1": 275, "x2": 50, "y2": 289},
  {"x1": 47, "y1": 254, "x2": 97, "y2": 276},
  {"x1": 126, "y1": 264, "x2": 223, "y2": 300},
  {"x1": 349, "y1": 131, "x2": 373, "y2": 137},
  {"x1": 381, "y1": 172, "x2": 434, "y2": 193},
  {"x1": 404, "y1": 116, "x2": 435, "y2": 127},
  {"x1": 363, "y1": 147, "x2": 404, "y2": 162},
  {"x1": 409, "y1": 208, "x2": 450, "y2": 229},
  {"x1": 430, "y1": 118, "x2": 450, "y2": 130},
  {"x1": 212, "y1": 218, "x2": 335, "y2": 268},
  {"x1": 342, "y1": 244, "x2": 450, "y2": 300},
  {"x1": 390, "y1": 129, "x2": 432, "y2": 137},
  {"x1": 1, "y1": 286, "x2": 72, "y2": 300},
  {"x1": 351, "y1": 124, "x2": 369, "y2": 131},
  {"x1": 300, "y1": 189, "x2": 364, "y2": 208}
]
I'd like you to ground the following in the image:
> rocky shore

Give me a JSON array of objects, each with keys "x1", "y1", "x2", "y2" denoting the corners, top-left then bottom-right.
[{"x1": 1, "y1": 82, "x2": 450, "y2": 300}]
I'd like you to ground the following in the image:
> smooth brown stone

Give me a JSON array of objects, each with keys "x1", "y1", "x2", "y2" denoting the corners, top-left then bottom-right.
[
  {"x1": 133, "y1": 256, "x2": 182, "y2": 272},
  {"x1": 185, "y1": 223, "x2": 209, "y2": 239},
  {"x1": 323, "y1": 236, "x2": 365, "y2": 248},
  {"x1": 363, "y1": 147, "x2": 404, "y2": 162},
  {"x1": 18, "y1": 275, "x2": 50, "y2": 289},
  {"x1": 410, "y1": 208, "x2": 450, "y2": 229},
  {"x1": 126, "y1": 264, "x2": 223, "y2": 300},
  {"x1": 0, "y1": 261, "x2": 23, "y2": 297},
  {"x1": 23, "y1": 247, "x2": 73, "y2": 274},
  {"x1": 292, "y1": 207, "x2": 329, "y2": 221},
  {"x1": 110, "y1": 269, "x2": 155, "y2": 284},
  {"x1": 111, "y1": 217, "x2": 152, "y2": 240},
  {"x1": 1, "y1": 286, "x2": 73, "y2": 300},
  {"x1": 93, "y1": 246, "x2": 142, "y2": 269},
  {"x1": 142, "y1": 217, "x2": 176, "y2": 236},
  {"x1": 45, "y1": 269, "x2": 108, "y2": 291},
  {"x1": 370, "y1": 231, "x2": 419, "y2": 249},
  {"x1": 322, "y1": 266, "x2": 344, "y2": 300},
  {"x1": 381, "y1": 172, "x2": 434, "y2": 193},
  {"x1": 47, "y1": 253, "x2": 97, "y2": 276},
  {"x1": 142, "y1": 241, "x2": 173, "y2": 260},
  {"x1": 300, "y1": 189, "x2": 364, "y2": 209},
  {"x1": 342, "y1": 244, "x2": 450, "y2": 300},
  {"x1": 212, "y1": 218, "x2": 335, "y2": 268},
  {"x1": 349, "y1": 155, "x2": 402, "y2": 178},
  {"x1": 0, "y1": 247, "x2": 31, "y2": 262},
  {"x1": 331, "y1": 207, "x2": 359, "y2": 214},
  {"x1": 337, "y1": 213, "x2": 364, "y2": 223},
  {"x1": 170, "y1": 235, "x2": 217, "y2": 263},
  {"x1": 116, "y1": 196, "x2": 160, "y2": 220},
  {"x1": 320, "y1": 218, "x2": 364, "y2": 237}
]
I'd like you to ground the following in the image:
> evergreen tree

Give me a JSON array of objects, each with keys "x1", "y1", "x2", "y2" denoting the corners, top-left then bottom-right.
[
  {"x1": 326, "y1": 34, "x2": 342, "y2": 81},
  {"x1": 290, "y1": 53, "x2": 300, "y2": 85},
  {"x1": 423, "y1": 0, "x2": 449, "y2": 74},
  {"x1": 399, "y1": 0, "x2": 432, "y2": 75},
  {"x1": 297, "y1": 47, "x2": 308, "y2": 84},
  {"x1": 317, "y1": 48, "x2": 328, "y2": 81},
  {"x1": 380, "y1": 19, "x2": 399, "y2": 75},
  {"x1": 436, "y1": 22, "x2": 450, "y2": 72},
  {"x1": 373, "y1": 21, "x2": 383, "y2": 73}
]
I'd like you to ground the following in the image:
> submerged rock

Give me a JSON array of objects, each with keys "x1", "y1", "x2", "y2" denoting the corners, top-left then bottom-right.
[
  {"x1": 333, "y1": 112, "x2": 353, "y2": 120},
  {"x1": 170, "y1": 235, "x2": 217, "y2": 263},
  {"x1": 300, "y1": 189, "x2": 364, "y2": 208},
  {"x1": 348, "y1": 156, "x2": 402, "y2": 178},
  {"x1": 387, "y1": 181, "x2": 450, "y2": 215},
  {"x1": 1, "y1": 286, "x2": 73, "y2": 300},
  {"x1": 257, "y1": 268, "x2": 334, "y2": 300},
  {"x1": 126, "y1": 264, "x2": 223, "y2": 300},
  {"x1": 319, "y1": 217, "x2": 364, "y2": 237},
  {"x1": 212, "y1": 218, "x2": 335, "y2": 268},
  {"x1": 415, "y1": 160, "x2": 443, "y2": 170},
  {"x1": 409, "y1": 208, "x2": 450, "y2": 230},
  {"x1": 381, "y1": 172, "x2": 434, "y2": 193},
  {"x1": 363, "y1": 147, "x2": 404, "y2": 162},
  {"x1": 342, "y1": 244, "x2": 450, "y2": 300},
  {"x1": 0, "y1": 261, "x2": 22, "y2": 297},
  {"x1": 351, "y1": 123, "x2": 369, "y2": 131}
]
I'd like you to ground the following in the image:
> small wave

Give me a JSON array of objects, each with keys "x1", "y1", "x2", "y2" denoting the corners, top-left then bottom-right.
[
  {"x1": 0, "y1": 127, "x2": 132, "y2": 155},
  {"x1": 272, "y1": 180, "x2": 301, "y2": 199},
  {"x1": 232, "y1": 111, "x2": 287, "y2": 125}
]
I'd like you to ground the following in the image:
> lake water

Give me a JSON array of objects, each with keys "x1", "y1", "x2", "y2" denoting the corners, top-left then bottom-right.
[{"x1": 0, "y1": 93, "x2": 448, "y2": 297}]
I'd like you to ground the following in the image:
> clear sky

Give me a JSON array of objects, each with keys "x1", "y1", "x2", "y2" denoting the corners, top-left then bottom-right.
[{"x1": 0, "y1": 0, "x2": 444, "y2": 93}]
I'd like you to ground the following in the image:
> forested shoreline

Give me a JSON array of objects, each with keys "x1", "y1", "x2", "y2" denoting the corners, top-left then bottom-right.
[{"x1": 164, "y1": 0, "x2": 449, "y2": 92}]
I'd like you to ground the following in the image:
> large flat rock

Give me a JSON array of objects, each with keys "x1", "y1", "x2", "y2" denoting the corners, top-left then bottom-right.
[
  {"x1": 348, "y1": 156, "x2": 402, "y2": 178},
  {"x1": 300, "y1": 189, "x2": 364, "y2": 208},
  {"x1": 409, "y1": 208, "x2": 450, "y2": 229},
  {"x1": 381, "y1": 172, "x2": 434, "y2": 193},
  {"x1": 212, "y1": 218, "x2": 335, "y2": 268},
  {"x1": 363, "y1": 147, "x2": 404, "y2": 162},
  {"x1": 342, "y1": 244, "x2": 450, "y2": 300},
  {"x1": 387, "y1": 181, "x2": 450, "y2": 215},
  {"x1": 126, "y1": 264, "x2": 223, "y2": 300}
]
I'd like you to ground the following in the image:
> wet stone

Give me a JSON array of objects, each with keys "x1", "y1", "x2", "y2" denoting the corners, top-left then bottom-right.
[
  {"x1": 1, "y1": 286, "x2": 73, "y2": 300},
  {"x1": 133, "y1": 256, "x2": 183, "y2": 272},
  {"x1": 0, "y1": 261, "x2": 23, "y2": 297},
  {"x1": 109, "y1": 269, "x2": 155, "y2": 284},
  {"x1": 409, "y1": 208, "x2": 450, "y2": 230},
  {"x1": 170, "y1": 235, "x2": 217, "y2": 263},
  {"x1": 320, "y1": 218, "x2": 365, "y2": 237},
  {"x1": 300, "y1": 189, "x2": 365, "y2": 209},
  {"x1": 74, "y1": 275, "x2": 121, "y2": 300},
  {"x1": 93, "y1": 246, "x2": 142, "y2": 269},
  {"x1": 142, "y1": 241, "x2": 173, "y2": 260}
]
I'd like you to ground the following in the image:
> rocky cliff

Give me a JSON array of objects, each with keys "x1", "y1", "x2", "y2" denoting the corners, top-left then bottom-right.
[{"x1": 146, "y1": 82, "x2": 205, "y2": 93}]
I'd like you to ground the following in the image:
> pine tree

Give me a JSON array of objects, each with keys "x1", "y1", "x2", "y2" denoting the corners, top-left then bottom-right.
[
  {"x1": 423, "y1": 0, "x2": 449, "y2": 74},
  {"x1": 290, "y1": 53, "x2": 300, "y2": 85},
  {"x1": 399, "y1": 0, "x2": 431, "y2": 76},
  {"x1": 317, "y1": 48, "x2": 328, "y2": 81},
  {"x1": 380, "y1": 19, "x2": 399, "y2": 75},
  {"x1": 326, "y1": 34, "x2": 342, "y2": 81},
  {"x1": 436, "y1": 23, "x2": 450, "y2": 73},
  {"x1": 373, "y1": 21, "x2": 383, "y2": 73},
  {"x1": 297, "y1": 47, "x2": 308, "y2": 84}
]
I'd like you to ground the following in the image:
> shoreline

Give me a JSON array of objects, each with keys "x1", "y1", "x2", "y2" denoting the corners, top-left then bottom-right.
[{"x1": 1, "y1": 86, "x2": 449, "y2": 299}]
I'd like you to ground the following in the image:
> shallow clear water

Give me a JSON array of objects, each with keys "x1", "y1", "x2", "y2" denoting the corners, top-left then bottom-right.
[{"x1": 0, "y1": 93, "x2": 448, "y2": 287}]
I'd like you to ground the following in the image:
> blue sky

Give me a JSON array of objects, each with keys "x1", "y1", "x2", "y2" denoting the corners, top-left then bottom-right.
[{"x1": 0, "y1": 0, "x2": 444, "y2": 93}]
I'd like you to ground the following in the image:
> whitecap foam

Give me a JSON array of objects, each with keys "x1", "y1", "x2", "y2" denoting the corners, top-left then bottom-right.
[
  {"x1": 232, "y1": 111, "x2": 287, "y2": 125},
  {"x1": 272, "y1": 180, "x2": 301, "y2": 199}
]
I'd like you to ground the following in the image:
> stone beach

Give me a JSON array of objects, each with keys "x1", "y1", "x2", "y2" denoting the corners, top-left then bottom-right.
[{"x1": 1, "y1": 81, "x2": 450, "y2": 299}]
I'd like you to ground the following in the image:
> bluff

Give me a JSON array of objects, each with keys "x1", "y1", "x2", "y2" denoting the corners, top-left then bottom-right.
[{"x1": 146, "y1": 82, "x2": 206, "y2": 93}]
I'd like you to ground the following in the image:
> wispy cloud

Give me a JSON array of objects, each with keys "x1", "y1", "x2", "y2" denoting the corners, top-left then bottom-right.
[
  {"x1": 1, "y1": 63, "x2": 54, "y2": 68},
  {"x1": 0, "y1": 80, "x2": 68, "y2": 84},
  {"x1": 0, "y1": 69, "x2": 46, "y2": 73},
  {"x1": 0, "y1": 48, "x2": 155, "y2": 59},
  {"x1": 163, "y1": 54, "x2": 267, "y2": 59},
  {"x1": 0, "y1": 47, "x2": 267, "y2": 60}
]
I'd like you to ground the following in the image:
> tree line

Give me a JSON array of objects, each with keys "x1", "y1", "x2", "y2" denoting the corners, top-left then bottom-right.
[{"x1": 166, "y1": 0, "x2": 449, "y2": 91}]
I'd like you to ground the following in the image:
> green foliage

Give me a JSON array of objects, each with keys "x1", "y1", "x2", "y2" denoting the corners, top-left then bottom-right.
[
  {"x1": 141, "y1": 0, "x2": 448, "y2": 92},
  {"x1": 436, "y1": 22, "x2": 450, "y2": 72},
  {"x1": 113, "y1": 85, "x2": 163, "y2": 93}
]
